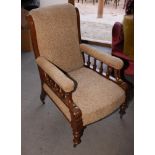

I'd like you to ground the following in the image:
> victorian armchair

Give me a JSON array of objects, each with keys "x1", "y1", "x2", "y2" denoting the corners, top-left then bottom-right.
[{"x1": 27, "y1": 3, "x2": 128, "y2": 147}]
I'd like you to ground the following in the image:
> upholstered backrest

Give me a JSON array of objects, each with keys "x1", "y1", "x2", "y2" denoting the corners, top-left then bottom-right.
[{"x1": 29, "y1": 4, "x2": 83, "y2": 72}]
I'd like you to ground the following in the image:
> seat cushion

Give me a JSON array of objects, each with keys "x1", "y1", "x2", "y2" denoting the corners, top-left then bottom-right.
[
  {"x1": 69, "y1": 67, "x2": 125, "y2": 125},
  {"x1": 43, "y1": 67, "x2": 125, "y2": 126},
  {"x1": 29, "y1": 4, "x2": 83, "y2": 72}
]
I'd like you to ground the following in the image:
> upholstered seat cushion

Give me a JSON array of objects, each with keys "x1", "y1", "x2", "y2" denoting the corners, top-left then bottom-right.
[{"x1": 43, "y1": 67, "x2": 125, "y2": 125}]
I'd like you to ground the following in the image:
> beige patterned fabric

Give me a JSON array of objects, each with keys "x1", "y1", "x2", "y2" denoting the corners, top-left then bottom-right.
[
  {"x1": 43, "y1": 67, "x2": 125, "y2": 125},
  {"x1": 80, "y1": 44, "x2": 124, "y2": 70},
  {"x1": 36, "y1": 56, "x2": 75, "y2": 92},
  {"x1": 29, "y1": 4, "x2": 83, "y2": 72}
]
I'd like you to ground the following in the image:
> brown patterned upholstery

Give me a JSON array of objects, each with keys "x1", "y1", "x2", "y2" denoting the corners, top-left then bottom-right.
[{"x1": 29, "y1": 4, "x2": 83, "y2": 72}]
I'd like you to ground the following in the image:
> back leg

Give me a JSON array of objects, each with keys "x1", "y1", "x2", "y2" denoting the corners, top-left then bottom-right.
[
  {"x1": 40, "y1": 88, "x2": 46, "y2": 104},
  {"x1": 119, "y1": 101, "x2": 128, "y2": 119}
]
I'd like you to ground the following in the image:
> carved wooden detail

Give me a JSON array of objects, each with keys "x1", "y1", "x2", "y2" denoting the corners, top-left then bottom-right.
[{"x1": 106, "y1": 66, "x2": 113, "y2": 79}]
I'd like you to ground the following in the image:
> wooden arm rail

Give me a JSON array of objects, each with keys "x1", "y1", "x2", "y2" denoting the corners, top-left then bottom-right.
[
  {"x1": 80, "y1": 45, "x2": 128, "y2": 92},
  {"x1": 36, "y1": 57, "x2": 75, "y2": 93},
  {"x1": 80, "y1": 43, "x2": 124, "y2": 70}
]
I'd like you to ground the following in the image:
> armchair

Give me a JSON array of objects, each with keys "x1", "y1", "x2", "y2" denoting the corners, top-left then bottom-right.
[{"x1": 27, "y1": 3, "x2": 128, "y2": 147}]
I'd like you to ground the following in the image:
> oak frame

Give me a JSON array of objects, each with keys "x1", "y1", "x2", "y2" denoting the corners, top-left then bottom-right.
[{"x1": 27, "y1": 6, "x2": 128, "y2": 147}]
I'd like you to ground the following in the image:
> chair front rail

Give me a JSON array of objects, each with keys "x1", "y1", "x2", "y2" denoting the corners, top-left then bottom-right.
[{"x1": 82, "y1": 52, "x2": 128, "y2": 92}]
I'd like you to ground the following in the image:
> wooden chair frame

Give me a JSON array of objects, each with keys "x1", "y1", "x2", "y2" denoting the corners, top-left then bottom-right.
[{"x1": 27, "y1": 6, "x2": 128, "y2": 147}]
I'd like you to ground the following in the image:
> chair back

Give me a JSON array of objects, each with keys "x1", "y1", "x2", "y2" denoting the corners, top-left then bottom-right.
[{"x1": 29, "y1": 4, "x2": 83, "y2": 72}]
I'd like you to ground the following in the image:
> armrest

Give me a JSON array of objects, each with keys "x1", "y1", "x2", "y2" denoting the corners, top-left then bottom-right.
[
  {"x1": 80, "y1": 44, "x2": 124, "y2": 70},
  {"x1": 36, "y1": 57, "x2": 75, "y2": 93}
]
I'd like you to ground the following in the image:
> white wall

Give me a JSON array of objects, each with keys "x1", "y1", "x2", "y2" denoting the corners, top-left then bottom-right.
[{"x1": 40, "y1": 0, "x2": 68, "y2": 7}]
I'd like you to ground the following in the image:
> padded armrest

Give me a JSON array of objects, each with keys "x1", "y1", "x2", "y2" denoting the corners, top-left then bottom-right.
[
  {"x1": 80, "y1": 44, "x2": 124, "y2": 70},
  {"x1": 36, "y1": 57, "x2": 75, "y2": 92}
]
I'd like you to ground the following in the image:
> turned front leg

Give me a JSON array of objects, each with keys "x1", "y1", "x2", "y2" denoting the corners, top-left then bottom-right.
[
  {"x1": 119, "y1": 101, "x2": 128, "y2": 119},
  {"x1": 70, "y1": 107, "x2": 84, "y2": 147}
]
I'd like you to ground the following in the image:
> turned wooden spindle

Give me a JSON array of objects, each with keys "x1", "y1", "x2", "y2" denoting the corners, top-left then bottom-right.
[
  {"x1": 87, "y1": 55, "x2": 91, "y2": 67},
  {"x1": 114, "y1": 69, "x2": 120, "y2": 81},
  {"x1": 106, "y1": 66, "x2": 112, "y2": 79},
  {"x1": 99, "y1": 61, "x2": 103, "y2": 74},
  {"x1": 81, "y1": 52, "x2": 85, "y2": 65},
  {"x1": 93, "y1": 58, "x2": 97, "y2": 71},
  {"x1": 106, "y1": 66, "x2": 110, "y2": 78}
]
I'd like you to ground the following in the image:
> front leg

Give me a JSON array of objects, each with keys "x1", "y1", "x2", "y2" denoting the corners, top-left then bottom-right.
[
  {"x1": 119, "y1": 101, "x2": 128, "y2": 119},
  {"x1": 119, "y1": 82, "x2": 128, "y2": 119},
  {"x1": 113, "y1": 71, "x2": 129, "y2": 119},
  {"x1": 70, "y1": 107, "x2": 84, "y2": 147}
]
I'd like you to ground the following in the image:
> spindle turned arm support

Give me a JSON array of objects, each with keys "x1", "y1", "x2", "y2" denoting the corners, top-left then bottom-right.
[
  {"x1": 36, "y1": 57, "x2": 83, "y2": 128},
  {"x1": 80, "y1": 43, "x2": 128, "y2": 91},
  {"x1": 80, "y1": 43, "x2": 124, "y2": 70},
  {"x1": 36, "y1": 57, "x2": 75, "y2": 93}
]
